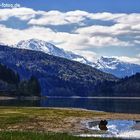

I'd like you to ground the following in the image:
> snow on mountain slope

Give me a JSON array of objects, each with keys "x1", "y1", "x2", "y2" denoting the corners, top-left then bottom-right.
[
  {"x1": 96, "y1": 56, "x2": 140, "y2": 78},
  {"x1": 14, "y1": 39, "x2": 96, "y2": 67},
  {"x1": 96, "y1": 57, "x2": 120, "y2": 70},
  {"x1": 13, "y1": 39, "x2": 140, "y2": 78}
]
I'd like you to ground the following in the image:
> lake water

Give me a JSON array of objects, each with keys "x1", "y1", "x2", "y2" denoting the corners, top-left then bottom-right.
[
  {"x1": 0, "y1": 97, "x2": 140, "y2": 114},
  {"x1": 80, "y1": 120, "x2": 140, "y2": 139}
]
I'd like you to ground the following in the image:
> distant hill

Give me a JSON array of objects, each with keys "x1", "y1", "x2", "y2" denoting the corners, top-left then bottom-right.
[
  {"x1": 113, "y1": 73, "x2": 140, "y2": 96},
  {"x1": 96, "y1": 73, "x2": 140, "y2": 97},
  {"x1": 0, "y1": 45, "x2": 117, "y2": 97}
]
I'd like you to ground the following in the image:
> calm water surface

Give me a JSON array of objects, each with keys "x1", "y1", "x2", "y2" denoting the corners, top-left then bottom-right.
[{"x1": 0, "y1": 97, "x2": 140, "y2": 114}]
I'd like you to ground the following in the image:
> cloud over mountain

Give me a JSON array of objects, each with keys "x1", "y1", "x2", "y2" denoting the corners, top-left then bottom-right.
[{"x1": 0, "y1": 7, "x2": 140, "y2": 64}]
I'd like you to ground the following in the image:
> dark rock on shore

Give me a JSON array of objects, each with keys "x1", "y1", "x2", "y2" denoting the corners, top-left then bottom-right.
[{"x1": 99, "y1": 120, "x2": 108, "y2": 131}]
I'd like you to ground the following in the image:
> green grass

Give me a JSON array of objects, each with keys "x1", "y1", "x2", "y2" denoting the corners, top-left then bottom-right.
[
  {"x1": 0, "y1": 131, "x2": 120, "y2": 140},
  {"x1": 0, "y1": 115, "x2": 29, "y2": 128},
  {"x1": 0, "y1": 107, "x2": 108, "y2": 136},
  {"x1": 0, "y1": 107, "x2": 133, "y2": 140},
  {"x1": 0, "y1": 107, "x2": 105, "y2": 130}
]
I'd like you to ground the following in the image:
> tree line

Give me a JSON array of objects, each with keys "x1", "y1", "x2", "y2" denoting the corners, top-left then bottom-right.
[
  {"x1": 95, "y1": 73, "x2": 140, "y2": 96},
  {"x1": 0, "y1": 63, "x2": 41, "y2": 96}
]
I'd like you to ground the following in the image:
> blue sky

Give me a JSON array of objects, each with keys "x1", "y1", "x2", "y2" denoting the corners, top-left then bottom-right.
[
  {"x1": 1, "y1": 0, "x2": 140, "y2": 13},
  {"x1": 0, "y1": 0, "x2": 140, "y2": 64}
]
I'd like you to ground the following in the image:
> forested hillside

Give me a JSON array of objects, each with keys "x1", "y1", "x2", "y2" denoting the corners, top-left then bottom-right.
[
  {"x1": 0, "y1": 63, "x2": 41, "y2": 96},
  {"x1": 96, "y1": 73, "x2": 140, "y2": 96},
  {"x1": 0, "y1": 45, "x2": 117, "y2": 97},
  {"x1": 0, "y1": 45, "x2": 140, "y2": 97}
]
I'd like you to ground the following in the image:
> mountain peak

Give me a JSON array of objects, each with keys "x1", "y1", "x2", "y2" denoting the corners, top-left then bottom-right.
[
  {"x1": 16, "y1": 39, "x2": 55, "y2": 53},
  {"x1": 96, "y1": 56, "x2": 120, "y2": 70},
  {"x1": 99, "y1": 56, "x2": 119, "y2": 63},
  {"x1": 14, "y1": 39, "x2": 96, "y2": 66},
  {"x1": 96, "y1": 56, "x2": 140, "y2": 77}
]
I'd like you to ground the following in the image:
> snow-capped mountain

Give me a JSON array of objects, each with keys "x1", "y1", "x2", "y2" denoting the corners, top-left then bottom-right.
[
  {"x1": 13, "y1": 39, "x2": 140, "y2": 78},
  {"x1": 15, "y1": 39, "x2": 73, "y2": 59},
  {"x1": 96, "y1": 57, "x2": 140, "y2": 78},
  {"x1": 96, "y1": 57, "x2": 120, "y2": 70},
  {"x1": 14, "y1": 39, "x2": 96, "y2": 67}
]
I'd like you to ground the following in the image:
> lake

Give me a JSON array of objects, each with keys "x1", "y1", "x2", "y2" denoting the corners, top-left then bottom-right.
[{"x1": 0, "y1": 97, "x2": 140, "y2": 114}]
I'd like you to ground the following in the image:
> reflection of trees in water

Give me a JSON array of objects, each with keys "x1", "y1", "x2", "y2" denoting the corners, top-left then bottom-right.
[
  {"x1": 0, "y1": 98, "x2": 140, "y2": 114},
  {"x1": 0, "y1": 99, "x2": 40, "y2": 107},
  {"x1": 41, "y1": 98, "x2": 140, "y2": 114}
]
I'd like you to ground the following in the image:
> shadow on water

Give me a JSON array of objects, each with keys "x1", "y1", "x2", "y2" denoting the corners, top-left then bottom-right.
[
  {"x1": 41, "y1": 98, "x2": 140, "y2": 114},
  {"x1": 0, "y1": 98, "x2": 140, "y2": 114},
  {"x1": 0, "y1": 99, "x2": 40, "y2": 107}
]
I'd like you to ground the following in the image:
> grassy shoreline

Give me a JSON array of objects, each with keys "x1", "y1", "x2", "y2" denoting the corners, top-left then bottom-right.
[
  {"x1": 0, "y1": 107, "x2": 139, "y2": 139},
  {"x1": 0, "y1": 131, "x2": 119, "y2": 140}
]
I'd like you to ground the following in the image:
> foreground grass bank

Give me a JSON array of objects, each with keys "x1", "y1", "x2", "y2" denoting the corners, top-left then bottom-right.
[
  {"x1": 0, "y1": 107, "x2": 106, "y2": 133},
  {"x1": 0, "y1": 107, "x2": 139, "y2": 139},
  {"x1": 0, "y1": 131, "x2": 119, "y2": 140}
]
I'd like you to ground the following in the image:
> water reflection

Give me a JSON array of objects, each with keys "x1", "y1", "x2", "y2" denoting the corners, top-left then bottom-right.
[
  {"x1": 0, "y1": 98, "x2": 140, "y2": 114},
  {"x1": 82, "y1": 120, "x2": 140, "y2": 139},
  {"x1": 0, "y1": 99, "x2": 40, "y2": 107},
  {"x1": 41, "y1": 98, "x2": 140, "y2": 114}
]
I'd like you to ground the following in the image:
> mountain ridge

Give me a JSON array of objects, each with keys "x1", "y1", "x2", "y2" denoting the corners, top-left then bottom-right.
[
  {"x1": 11, "y1": 39, "x2": 140, "y2": 78},
  {"x1": 95, "y1": 56, "x2": 140, "y2": 78}
]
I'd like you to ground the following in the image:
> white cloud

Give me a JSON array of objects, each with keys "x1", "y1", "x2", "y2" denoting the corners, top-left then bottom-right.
[
  {"x1": 0, "y1": 25, "x2": 53, "y2": 45},
  {"x1": 28, "y1": 10, "x2": 89, "y2": 26},
  {"x1": 134, "y1": 40, "x2": 140, "y2": 44},
  {"x1": 0, "y1": 24, "x2": 131, "y2": 51},
  {"x1": 115, "y1": 56, "x2": 140, "y2": 65},
  {"x1": 137, "y1": 54, "x2": 140, "y2": 57},
  {"x1": 115, "y1": 13, "x2": 140, "y2": 25},
  {"x1": 75, "y1": 23, "x2": 138, "y2": 37},
  {"x1": 0, "y1": 7, "x2": 39, "y2": 21},
  {"x1": 0, "y1": 25, "x2": 90, "y2": 51},
  {"x1": 0, "y1": 7, "x2": 140, "y2": 64},
  {"x1": 74, "y1": 50, "x2": 99, "y2": 62},
  {"x1": 29, "y1": 11, "x2": 68, "y2": 25},
  {"x1": 88, "y1": 36, "x2": 130, "y2": 47},
  {"x1": 1, "y1": 7, "x2": 140, "y2": 27}
]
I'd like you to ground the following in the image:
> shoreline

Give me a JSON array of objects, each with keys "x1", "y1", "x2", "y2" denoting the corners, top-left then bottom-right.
[
  {"x1": 1, "y1": 96, "x2": 140, "y2": 100},
  {"x1": 0, "y1": 106, "x2": 140, "y2": 120},
  {"x1": 0, "y1": 96, "x2": 16, "y2": 100},
  {"x1": 47, "y1": 96, "x2": 140, "y2": 99},
  {"x1": 0, "y1": 96, "x2": 42, "y2": 100}
]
